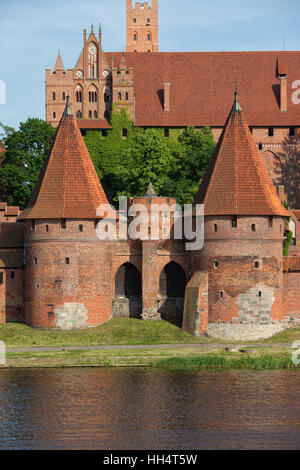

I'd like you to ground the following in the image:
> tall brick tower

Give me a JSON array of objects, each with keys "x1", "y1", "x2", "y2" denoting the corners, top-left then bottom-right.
[
  {"x1": 126, "y1": 0, "x2": 158, "y2": 52},
  {"x1": 19, "y1": 99, "x2": 114, "y2": 329},
  {"x1": 189, "y1": 92, "x2": 290, "y2": 339}
]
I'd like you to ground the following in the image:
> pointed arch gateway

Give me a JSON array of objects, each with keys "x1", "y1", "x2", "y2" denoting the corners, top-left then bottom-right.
[
  {"x1": 158, "y1": 262, "x2": 187, "y2": 327},
  {"x1": 113, "y1": 263, "x2": 142, "y2": 318}
]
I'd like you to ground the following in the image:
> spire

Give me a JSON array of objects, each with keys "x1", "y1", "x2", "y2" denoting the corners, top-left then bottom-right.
[
  {"x1": 232, "y1": 91, "x2": 241, "y2": 112},
  {"x1": 53, "y1": 50, "x2": 65, "y2": 73},
  {"x1": 19, "y1": 101, "x2": 109, "y2": 220},
  {"x1": 194, "y1": 93, "x2": 290, "y2": 217},
  {"x1": 63, "y1": 96, "x2": 73, "y2": 116},
  {"x1": 145, "y1": 182, "x2": 157, "y2": 197}
]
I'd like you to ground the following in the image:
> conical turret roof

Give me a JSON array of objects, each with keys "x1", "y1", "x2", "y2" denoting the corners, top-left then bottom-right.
[
  {"x1": 53, "y1": 51, "x2": 65, "y2": 72},
  {"x1": 194, "y1": 93, "x2": 289, "y2": 217},
  {"x1": 20, "y1": 98, "x2": 109, "y2": 220}
]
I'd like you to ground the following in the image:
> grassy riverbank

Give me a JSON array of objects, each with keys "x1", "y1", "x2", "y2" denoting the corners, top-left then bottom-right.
[
  {"x1": 1, "y1": 345, "x2": 298, "y2": 369},
  {"x1": 0, "y1": 319, "x2": 299, "y2": 348}
]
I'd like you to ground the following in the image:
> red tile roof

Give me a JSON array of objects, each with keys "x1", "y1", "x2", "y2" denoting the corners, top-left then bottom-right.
[
  {"x1": 292, "y1": 210, "x2": 300, "y2": 221},
  {"x1": 19, "y1": 100, "x2": 109, "y2": 220},
  {"x1": 194, "y1": 93, "x2": 290, "y2": 217},
  {"x1": 5, "y1": 206, "x2": 20, "y2": 217},
  {"x1": 77, "y1": 119, "x2": 112, "y2": 130},
  {"x1": 105, "y1": 51, "x2": 300, "y2": 127},
  {"x1": 0, "y1": 202, "x2": 7, "y2": 211}
]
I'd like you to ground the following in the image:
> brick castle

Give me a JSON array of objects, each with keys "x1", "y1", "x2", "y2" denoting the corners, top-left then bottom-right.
[{"x1": 0, "y1": 0, "x2": 299, "y2": 340}]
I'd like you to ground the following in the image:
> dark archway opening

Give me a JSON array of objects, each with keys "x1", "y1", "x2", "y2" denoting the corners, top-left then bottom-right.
[
  {"x1": 158, "y1": 262, "x2": 186, "y2": 327},
  {"x1": 113, "y1": 263, "x2": 142, "y2": 318}
]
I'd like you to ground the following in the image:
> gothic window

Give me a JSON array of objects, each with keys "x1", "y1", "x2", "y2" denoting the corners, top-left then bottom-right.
[
  {"x1": 76, "y1": 90, "x2": 82, "y2": 102},
  {"x1": 134, "y1": 33, "x2": 137, "y2": 41},
  {"x1": 88, "y1": 43, "x2": 98, "y2": 79},
  {"x1": 147, "y1": 33, "x2": 151, "y2": 41},
  {"x1": 52, "y1": 92, "x2": 56, "y2": 101},
  {"x1": 89, "y1": 91, "x2": 92, "y2": 103},
  {"x1": 53, "y1": 112, "x2": 56, "y2": 119},
  {"x1": 76, "y1": 111, "x2": 82, "y2": 118},
  {"x1": 89, "y1": 110, "x2": 92, "y2": 119},
  {"x1": 118, "y1": 92, "x2": 122, "y2": 101},
  {"x1": 125, "y1": 92, "x2": 129, "y2": 101},
  {"x1": 62, "y1": 92, "x2": 66, "y2": 101},
  {"x1": 94, "y1": 92, "x2": 97, "y2": 103},
  {"x1": 94, "y1": 111, "x2": 98, "y2": 118}
]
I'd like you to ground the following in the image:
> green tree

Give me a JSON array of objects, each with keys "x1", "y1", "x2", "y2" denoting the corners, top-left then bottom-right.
[{"x1": 0, "y1": 119, "x2": 56, "y2": 208}]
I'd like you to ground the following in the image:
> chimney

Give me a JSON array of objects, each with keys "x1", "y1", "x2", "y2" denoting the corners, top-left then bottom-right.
[
  {"x1": 279, "y1": 75, "x2": 287, "y2": 112},
  {"x1": 164, "y1": 83, "x2": 170, "y2": 112}
]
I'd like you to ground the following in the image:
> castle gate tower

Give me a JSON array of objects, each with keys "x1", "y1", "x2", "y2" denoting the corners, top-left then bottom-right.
[
  {"x1": 126, "y1": 0, "x2": 159, "y2": 52},
  {"x1": 188, "y1": 93, "x2": 290, "y2": 339},
  {"x1": 19, "y1": 99, "x2": 114, "y2": 329}
]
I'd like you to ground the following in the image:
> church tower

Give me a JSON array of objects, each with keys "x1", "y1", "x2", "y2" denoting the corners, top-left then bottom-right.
[{"x1": 126, "y1": 0, "x2": 158, "y2": 52}]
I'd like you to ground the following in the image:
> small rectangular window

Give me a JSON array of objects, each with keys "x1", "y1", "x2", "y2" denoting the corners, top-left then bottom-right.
[
  {"x1": 65, "y1": 257, "x2": 70, "y2": 265},
  {"x1": 268, "y1": 216, "x2": 273, "y2": 228},
  {"x1": 289, "y1": 127, "x2": 295, "y2": 137},
  {"x1": 255, "y1": 261, "x2": 260, "y2": 269},
  {"x1": 232, "y1": 216, "x2": 237, "y2": 228},
  {"x1": 214, "y1": 260, "x2": 219, "y2": 269},
  {"x1": 268, "y1": 127, "x2": 274, "y2": 137},
  {"x1": 34, "y1": 257, "x2": 37, "y2": 265},
  {"x1": 45, "y1": 225, "x2": 49, "y2": 233},
  {"x1": 32, "y1": 220, "x2": 36, "y2": 230},
  {"x1": 214, "y1": 224, "x2": 218, "y2": 232},
  {"x1": 251, "y1": 224, "x2": 256, "y2": 232},
  {"x1": 79, "y1": 225, "x2": 83, "y2": 232},
  {"x1": 0, "y1": 272, "x2": 3, "y2": 284},
  {"x1": 61, "y1": 219, "x2": 66, "y2": 229},
  {"x1": 11, "y1": 271, "x2": 15, "y2": 280}
]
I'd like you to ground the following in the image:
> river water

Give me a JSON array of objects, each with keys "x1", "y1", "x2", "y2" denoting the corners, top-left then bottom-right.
[{"x1": 0, "y1": 368, "x2": 299, "y2": 450}]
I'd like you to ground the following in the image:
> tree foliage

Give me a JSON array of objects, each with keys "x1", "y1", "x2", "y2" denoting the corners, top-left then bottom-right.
[
  {"x1": 0, "y1": 108, "x2": 216, "y2": 209},
  {"x1": 84, "y1": 109, "x2": 216, "y2": 205},
  {"x1": 0, "y1": 119, "x2": 56, "y2": 208}
]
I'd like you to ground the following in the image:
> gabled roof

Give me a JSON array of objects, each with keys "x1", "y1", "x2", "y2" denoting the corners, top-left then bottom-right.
[
  {"x1": 194, "y1": 93, "x2": 290, "y2": 217},
  {"x1": 19, "y1": 98, "x2": 109, "y2": 220},
  {"x1": 53, "y1": 51, "x2": 65, "y2": 72},
  {"x1": 105, "y1": 51, "x2": 300, "y2": 127},
  {"x1": 5, "y1": 206, "x2": 20, "y2": 217}
]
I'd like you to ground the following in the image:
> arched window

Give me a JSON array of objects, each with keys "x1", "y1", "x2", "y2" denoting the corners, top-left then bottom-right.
[
  {"x1": 76, "y1": 111, "x2": 82, "y2": 118},
  {"x1": 147, "y1": 33, "x2": 151, "y2": 41},
  {"x1": 159, "y1": 262, "x2": 186, "y2": 298},
  {"x1": 125, "y1": 92, "x2": 129, "y2": 101},
  {"x1": 133, "y1": 32, "x2": 137, "y2": 41},
  {"x1": 89, "y1": 91, "x2": 92, "y2": 103},
  {"x1": 118, "y1": 92, "x2": 122, "y2": 101},
  {"x1": 115, "y1": 263, "x2": 141, "y2": 297},
  {"x1": 53, "y1": 112, "x2": 56, "y2": 119},
  {"x1": 76, "y1": 90, "x2": 82, "y2": 103},
  {"x1": 94, "y1": 111, "x2": 98, "y2": 119},
  {"x1": 88, "y1": 43, "x2": 98, "y2": 79},
  {"x1": 94, "y1": 92, "x2": 97, "y2": 103},
  {"x1": 62, "y1": 92, "x2": 66, "y2": 101},
  {"x1": 89, "y1": 110, "x2": 92, "y2": 119},
  {"x1": 52, "y1": 92, "x2": 56, "y2": 101}
]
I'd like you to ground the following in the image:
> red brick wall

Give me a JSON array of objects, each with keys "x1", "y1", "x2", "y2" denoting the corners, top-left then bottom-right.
[
  {"x1": 192, "y1": 215, "x2": 285, "y2": 322},
  {"x1": 0, "y1": 269, "x2": 24, "y2": 323},
  {"x1": 126, "y1": 0, "x2": 158, "y2": 52},
  {"x1": 283, "y1": 271, "x2": 300, "y2": 317}
]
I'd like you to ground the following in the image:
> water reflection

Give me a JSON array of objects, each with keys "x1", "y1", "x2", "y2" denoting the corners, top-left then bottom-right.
[{"x1": 0, "y1": 369, "x2": 299, "y2": 449}]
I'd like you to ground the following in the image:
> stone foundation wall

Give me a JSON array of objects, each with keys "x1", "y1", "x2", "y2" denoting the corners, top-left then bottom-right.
[
  {"x1": 206, "y1": 321, "x2": 292, "y2": 341},
  {"x1": 54, "y1": 302, "x2": 88, "y2": 330},
  {"x1": 112, "y1": 295, "x2": 142, "y2": 319}
]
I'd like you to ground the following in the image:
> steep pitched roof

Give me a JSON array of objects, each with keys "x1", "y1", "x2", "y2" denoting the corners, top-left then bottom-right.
[
  {"x1": 20, "y1": 98, "x2": 109, "y2": 220},
  {"x1": 105, "y1": 51, "x2": 300, "y2": 127},
  {"x1": 194, "y1": 93, "x2": 290, "y2": 217},
  {"x1": 53, "y1": 51, "x2": 65, "y2": 72}
]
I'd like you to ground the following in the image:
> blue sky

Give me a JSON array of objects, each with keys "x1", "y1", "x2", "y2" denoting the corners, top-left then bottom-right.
[{"x1": 0, "y1": 0, "x2": 299, "y2": 129}]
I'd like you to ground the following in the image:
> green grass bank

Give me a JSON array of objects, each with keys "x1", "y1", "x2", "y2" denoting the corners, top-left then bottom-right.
[{"x1": 0, "y1": 319, "x2": 299, "y2": 348}]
